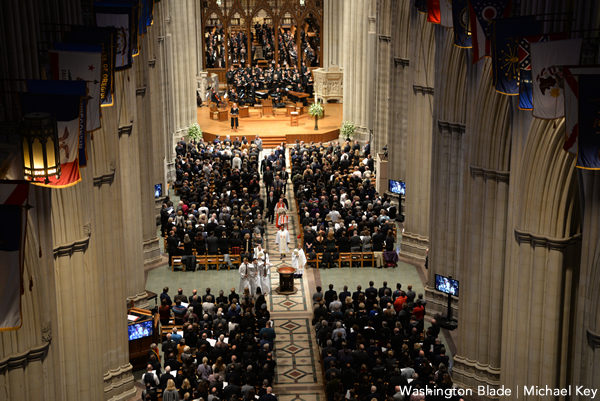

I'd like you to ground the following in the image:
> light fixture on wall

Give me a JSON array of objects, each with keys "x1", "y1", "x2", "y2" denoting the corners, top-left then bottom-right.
[
  {"x1": 300, "y1": 0, "x2": 305, "y2": 5},
  {"x1": 21, "y1": 112, "x2": 61, "y2": 184}
]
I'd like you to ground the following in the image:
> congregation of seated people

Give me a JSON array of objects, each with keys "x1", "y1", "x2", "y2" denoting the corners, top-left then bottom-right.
[
  {"x1": 163, "y1": 135, "x2": 282, "y2": 269},
  {"x1": 143, "y1": 286, "x2": 278, "y2": 401},
  {"x1": 312, "y1": 282, "x2": 458, "y2": 401},
  {"x1": 289, "y1": 140, "x2": 400, "y2": 269}
]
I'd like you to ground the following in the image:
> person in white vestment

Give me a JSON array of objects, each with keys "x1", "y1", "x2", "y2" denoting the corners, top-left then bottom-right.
[
  {"x1": 291, "y1": 243, "x2": 306, "y2": 278},
  {"x1": 239, "y1": 257, "x2": 252, "y2": 293},
  {"x1": 254, "y1": 245, "x2": 272, "y2": 294},
  {"x1": 275, "y1": 225, "x2": 290, "y2": 259},
  {"x1": 246, "y1": 258, "x2": 259, "y2": 295}
]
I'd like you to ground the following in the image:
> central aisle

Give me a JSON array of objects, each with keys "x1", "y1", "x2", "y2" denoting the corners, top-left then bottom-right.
[{"x1": 261, "y1": 157, "x2": 326, "y2": 401}]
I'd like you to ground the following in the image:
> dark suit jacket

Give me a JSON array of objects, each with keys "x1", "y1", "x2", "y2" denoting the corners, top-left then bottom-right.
[{"x1": 207, "y1": 236, "x2": 219, "y2": 254}]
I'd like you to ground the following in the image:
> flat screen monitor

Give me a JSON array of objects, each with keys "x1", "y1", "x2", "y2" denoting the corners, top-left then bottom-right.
[
  {"x1": 389, "y1": 180, "x2": 406, "y2": 195},
  {"x1": 435, "y1": 274, "x2": 459, "y2": 297},
  {"x1": 154, "y1": 183, "x2": 162, "y2": 198},
  {"x1": 128, "y1": 320, "x2": 153, "y2": 340}
]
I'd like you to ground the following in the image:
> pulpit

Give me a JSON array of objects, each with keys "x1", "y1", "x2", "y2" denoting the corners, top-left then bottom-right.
[
  {"x1": 239, "y1": 106, "x2": 250, "y2": 118},
  {"x1": 290, "y1": 112, "x2": 299, "y2": 127},
  {"x1": 218, "y1": 109, "x2": 228, "y2": 121},
  {"x1": 261, "y1": 99, "x2": 273, "y2": 116}
]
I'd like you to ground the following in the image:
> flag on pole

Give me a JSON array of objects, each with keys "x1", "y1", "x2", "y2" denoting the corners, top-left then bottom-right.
[
  {"x1": 139, "y1": 0, "x2": 154, "y2": 35},
  {"x1": 563, "y1": 66, "x2": 600, "y2": 155},
  {"x1": 95, "y1": 1, "x2": 136, "y2": 69},
  {"x1": 452, "y1": 0, "x2": 472, "y2": 48},
  {"x1": 469, "y1": 0, "x2": 512, "y2": 63},
  {"x1": 491, "y1": 16, "x2": 540, "y2": 95},
  {"x1": 440, "y1": 0, "x2": 453, "y2": 28},
  {"x1": 530, "y1": 39, "x2": 582, "y2": 119},
  {"x1": 517, "y1": 32, "x2": 568, "y2": 110},
  {"x1": 64, "y1": 25, "x2": 117, "y2": 107},
  {"x1": 20, "y1": 80, "x2": 87, "y2": 187},
  {"x1": 427, "y1": 0, "x2": 441, "y2": 23},
  {"x1": 49, "y1": 44, "x2": 102, "y2": 133},
  {"x1": 0, "y1": 181, "x2": 29, "y2": 332},
  {"x1": 576, "y1": 74, "x2": 600, "y2": 169}
]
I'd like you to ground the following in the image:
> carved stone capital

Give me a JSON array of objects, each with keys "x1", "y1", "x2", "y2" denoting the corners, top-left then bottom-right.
[
  {"x1": 53, "y1": 235, "x2": 90, "y2": 258},
  {"x1": 514, "y1": 229, "x2": 582, "y2": 250},
  {"x1": 41, "y1": 322, "x2": 52, "y2": 343},
  {"x1": 413, "y1": 84, "x2": 434, "y2": 95},
  {"x1": 0, "y1": 342, "x2": 50, "y2": 373},
  {"x1": 118, "y1": 125, "x2": 133, "y2": 137},
  {"x1": 470, "y1": 165, "x2": 510, "y2": 183}
]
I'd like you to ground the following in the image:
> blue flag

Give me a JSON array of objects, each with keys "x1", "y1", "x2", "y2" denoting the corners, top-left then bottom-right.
[
  {"x1": 576, "y1": 74, "x2": 600, "y2": 169},
  {"x1": 492, "y1": 17, "x2": 541, "y2": 95},
  {"x1": 452, "y1": 0, "x2": 472, "y2": 48},
  {"x1": 415, "y1": 0, "x2": 428, "y2": 13},
  {"x1": 139, "y1": 0, "x2": 154, "y2": 35}
]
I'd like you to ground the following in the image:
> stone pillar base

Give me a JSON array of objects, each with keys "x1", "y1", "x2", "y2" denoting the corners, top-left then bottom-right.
[
  {"x1": 313, "y1": 67, "x2": 344, "y2": 103},
  {"x1": 452, "y1": 355, "x2": 501, "y2": 401},
  {"x1": 104, "y1": 364, "x2": 136, "y2": 401},
  {"x1": 196, "y1": 71, "x2": 209, "y2": 104},
  {"x1": 424, "y1": 285, "x2": 459, "y2": 318},
  {"x1": 127, "y1": 292, "x2": 150, "y2": 310},
  {"x1": 143, "y1": 236, "x2": 161, "y2": 266},
  {"x1": 399, "y1": 231, "x2": 428, "y2": 262}
]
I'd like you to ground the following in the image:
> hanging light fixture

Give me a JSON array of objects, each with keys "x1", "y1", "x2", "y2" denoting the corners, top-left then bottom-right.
[{"x1": 20, "y1": 112, "x2": 61, "y2": 184}]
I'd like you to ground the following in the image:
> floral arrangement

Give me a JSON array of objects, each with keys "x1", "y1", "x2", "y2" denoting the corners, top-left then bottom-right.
[
  {"x1": 187, "y1": 122, "x2": 203, "y2": 142},
  {"x1": 340, "y1": 120, "x2": 356, "y2": 141},
  {"x1": 308, "y1": 102, "x2": 324, "y2": 118}
]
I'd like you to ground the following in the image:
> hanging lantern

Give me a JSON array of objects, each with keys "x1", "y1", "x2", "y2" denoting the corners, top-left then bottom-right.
[{"x1": 20, "y1": 112, "x2": 61, "y2": 184}]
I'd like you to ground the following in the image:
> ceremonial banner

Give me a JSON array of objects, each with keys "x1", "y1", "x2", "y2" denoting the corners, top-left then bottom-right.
[
  {"x1": 563, "y1": 66, "x2": 600, "y2": 155},
  {"x1": 576, "y1": 74, "x2": 600, "y2": 169},
  {"x1": 139, "y1": 0, "x2": 154, "y2": 35},
  {"x1": 469, "y1": 0, "x2": 512, "y2": 63},
  {"x1": 415, "y1": 0, "x2": 428, "y2": 14},
  {"x1": 440, "y1": 0, "x2": 453, "y2": 28},
  {"x1": 427, "y1": 0, "x2": 441, "y2": 23},
  {"x1": 20, "y1": 80, "x2": 86, "y2": 187},
  {"x1": 50, "y1": 44, "x2": 102, "y2": 133},
  {"x1": 491, "y1": 16, "x2": 540, "y2": 95},
  {"x1": 517, "y1": 32, "x2": 568, "y2": 110},
  {"x1": 95, "y1": 2, "x2": 136, "y2": 69},
  {"x1": 530, "y1": 39, "x2": 582, "y2": 119},
  {"x1": 452, "y1": 0, "x2": 472, "y2": 48},
  {"x1": 0, "y1": 181, "x2": 29, "y2": 331},
  {"x1": 65, "y1": 25, "x2": 117, "y2": 107}
]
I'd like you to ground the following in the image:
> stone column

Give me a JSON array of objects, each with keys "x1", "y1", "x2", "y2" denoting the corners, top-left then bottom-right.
[{"x1": 398, "y1": 9, "x2": 435, "y2": 263}]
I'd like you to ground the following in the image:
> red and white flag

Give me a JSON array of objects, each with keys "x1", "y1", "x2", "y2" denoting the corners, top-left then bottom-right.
[
  {"x1": 0, "y1": 181, "x2": 29, "y2": 331},
  {"x1": 530, "y1": 39, "x2": 582, "y2": 119}
]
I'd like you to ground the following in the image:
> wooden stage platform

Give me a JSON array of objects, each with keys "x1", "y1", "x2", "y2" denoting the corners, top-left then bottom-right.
[{"x1": 197, "y1": 102, "x2": 342, "y2": 148}]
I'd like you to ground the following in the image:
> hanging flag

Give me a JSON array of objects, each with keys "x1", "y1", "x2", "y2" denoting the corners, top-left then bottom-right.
[
  {"x1": 517, "y1": 32, "x2": 568, "y2": 110},
  {"x1": 469, "y1": 0, "x2": 512, "y2": 63},
  {"x1": 452, "y1": 0, "x2": 472, "y2": 48},
  {"x1": 576, "y1": 74, "x2": 600, "y2": 169},
  {"x1": 440, "y1": 0, "x2": 453, "y2": 28},
  {"x1": 491, "y1": 16, "x2": 540, "y2": 95},
  {"x1": 139, "y1": 0, "x2": 154, "y2": 35},
  {"x1": 427, "y1": 0, "x2": 441, "y2": 23},
  {"x1": 64, "y1": 25, "x2": 117, "y2": 107},
  {"x1": 19, "y1": 80, "x2": 86, "y2": 187},
  {"x1": 530, "y1": 39, "x2": 582, "y2": 119},
  {"x1": 415, "y1": 0, "x2": 428, "y2": 14},
  {"x1": 0, "y1": 181, "x2": 29, "y2": 332},
  {"x1": 95, "y1": 1, "x2": 136, "y2": 69},
  {"x1": 49, "y1": 44, "x2": 102, "y2": 134},
  {"x1": 563, "y1": 66, "x2": 600, "y2": 155}
]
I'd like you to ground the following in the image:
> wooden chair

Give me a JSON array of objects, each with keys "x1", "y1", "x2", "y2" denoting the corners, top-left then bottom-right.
[
  {"x1": 171, "y1": 256, "x2": 184, "y2": 271},
  {"x1": 295, "y1": 102, "x2": 304, "y2": 115},
  {"x1": 361, "y1": 252, "x2": 375, "y2": 268},
  {"x1": 338, "y1": 253, "x2": 352, "y2": 268},
  {"x1": 351, "y1": 253, "x2": 362, "y2": 268}
]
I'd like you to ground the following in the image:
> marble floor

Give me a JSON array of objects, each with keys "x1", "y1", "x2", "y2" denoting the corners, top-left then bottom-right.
[{"x1": 140, "y1": 148, "x2": 453, "y2": 401}]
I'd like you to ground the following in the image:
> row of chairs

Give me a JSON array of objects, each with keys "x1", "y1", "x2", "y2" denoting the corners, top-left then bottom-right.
[
  {"x1": 306, "y1": 251, "x2": 377, "y2": 269},
  {"x1": 170, "y1": 253, "x2": 244, "y2": 272}
]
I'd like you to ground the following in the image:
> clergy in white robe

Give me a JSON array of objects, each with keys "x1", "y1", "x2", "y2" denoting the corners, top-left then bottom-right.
[
  {"x1": 258, "y1": 253, "x2": 272, "y2": 294},
  {"x1": 275, "y1": 226, "x2": 290, "y2": 258},
  {"x1": 246, "y1": 260, "x2": 259, "y2": 295},
  {"x1": 254, "y1": 246, "x2": 267, "y2": 293},
  {"x1": 239, "y1": 259, "x2": 252, "y2": 293},
  {"x1": 291, "y1": 245, "x2": 306, "y2": 277}
]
